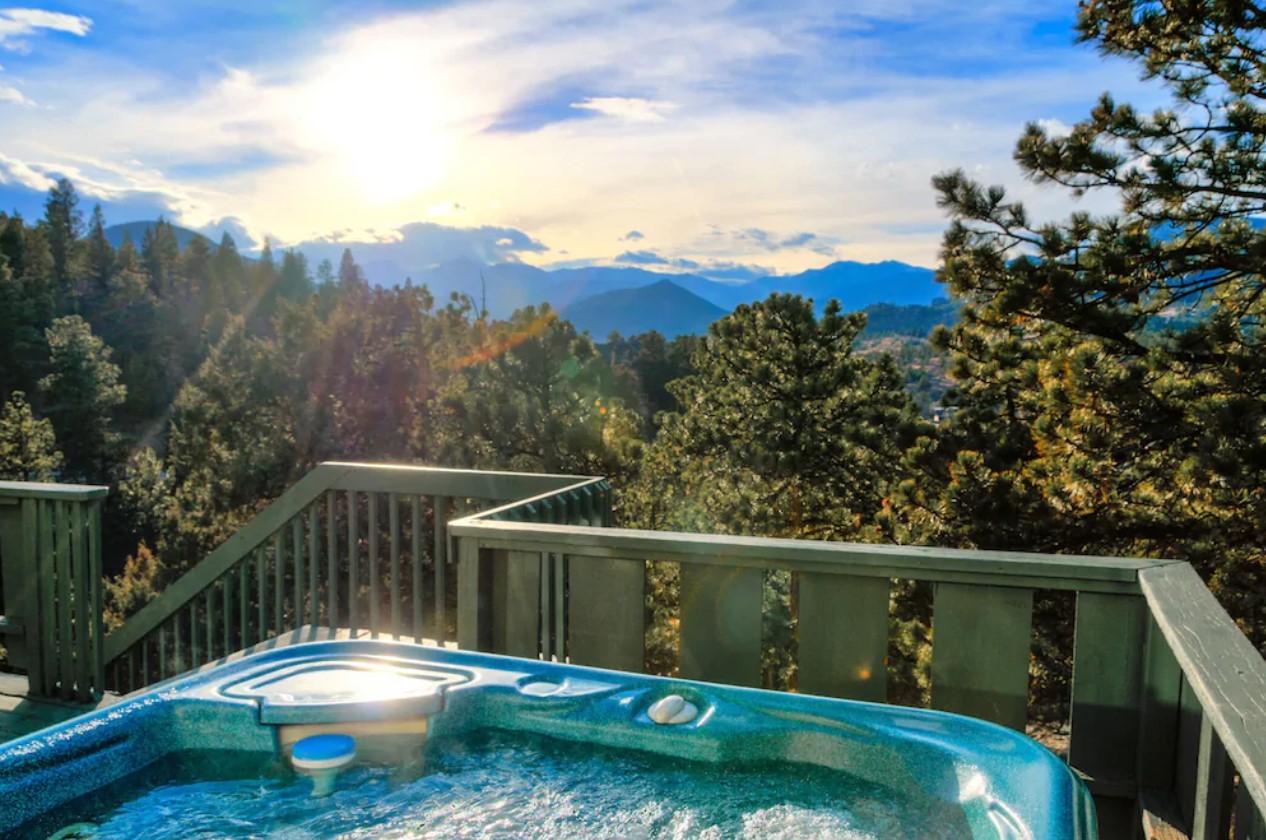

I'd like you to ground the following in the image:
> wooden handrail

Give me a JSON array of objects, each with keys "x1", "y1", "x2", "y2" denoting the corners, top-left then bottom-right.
[
  {"x1": 450, "y1": 519, "x2": 1179, "y2": 593},
  {"x1": 1139, "y1": 562, "x2": 1266, "y2": 816},
  {"x1": 0, "y1": 481, "x2": 108, "y2": 501}
]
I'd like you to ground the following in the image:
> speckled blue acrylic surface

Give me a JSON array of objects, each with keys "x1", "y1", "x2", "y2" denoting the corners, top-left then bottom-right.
[{"x1": 0, "y1": 641, "x2": 1097, "y2": 838}]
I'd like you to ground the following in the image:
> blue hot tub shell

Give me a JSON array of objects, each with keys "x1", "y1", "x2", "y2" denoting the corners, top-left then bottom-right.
[{"x1": 0, "y1": 640, "x2": 1097, "y2": 838}]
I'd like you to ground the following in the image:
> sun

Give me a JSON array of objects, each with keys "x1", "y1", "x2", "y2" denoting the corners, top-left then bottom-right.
[{"x1": 302, "y1": 41, "x2": 455, "y2": 204}]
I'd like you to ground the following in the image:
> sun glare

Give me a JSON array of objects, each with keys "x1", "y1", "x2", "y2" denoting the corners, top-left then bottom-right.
[{"x1": 303, "y1": 43, "x2": 455, "y2": 203}]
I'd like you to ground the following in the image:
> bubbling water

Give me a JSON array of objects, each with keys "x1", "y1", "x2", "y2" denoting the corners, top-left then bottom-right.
[{"x1": 72, "y1": 730, "x2": 963, "y2": 839}]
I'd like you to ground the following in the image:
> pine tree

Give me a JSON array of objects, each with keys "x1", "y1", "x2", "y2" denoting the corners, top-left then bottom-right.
[
  {"x1": 0, "y1": 390, "x2": 63, "y2": 480},
  {"x1": 141, "y1": 218, "x2": 179, "y2": 295},
  {"x1": 43, "y1": 178, "x2": 82, "y2": 299},
  {"x1": 37, "y1": 315, "x2": 126, "y2": 483},
  {"x1": 905, "y1": 2, "x2": 1266, "y2": 653},
  {"x1": 338, "y1": 248, "x2": 365, "y2": 289},
  {"x1": 83, "y1": 204, "x2": 114, "y2": 301}
]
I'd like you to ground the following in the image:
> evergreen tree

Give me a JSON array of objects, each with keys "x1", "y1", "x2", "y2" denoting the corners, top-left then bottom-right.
[
  {"x1": 315, "y1": 258, "x2": 336, "y2": 287},
  {"x1": 338, "y1": 248, "x2": 365, "y2": 289},
  {"x1": 83, "y1": 204, "x2": 114, "y2": 301},
  {"x1": 43, "y1": 178, "x2": 82, "y2": 299},
  {"x1": 210, "y1": 232, "x2": 246, "y2": 312},
  {"x1": 276, "y1": 250, "x2": 312, "y2": 300},
  {"x1": 898, "y1": 2, "x2": 1266, "y2": 659},
  {"x1": 0, "y1": 390, "x2": 63, "y2": 481},
  {"x1": 37, "y1": 315, "x2": 126, "y2": 483},
  {"x1": 437, "y1": 304, "x2": 642, "y2": 477},
  {"x1": 141, "y1": 218, "x2": 179, "y2": 295}
]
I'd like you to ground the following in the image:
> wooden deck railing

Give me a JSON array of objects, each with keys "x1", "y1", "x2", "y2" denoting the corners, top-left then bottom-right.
[
  {"x1": 100, "y1": 463, "x2": 607, "y2": 693},
  {"x1": 0, "y1": 481, "x2": 107, "y2": 701},
  {"x1": 449, "y1": 515, "x2": 1266, "y2": 840}
]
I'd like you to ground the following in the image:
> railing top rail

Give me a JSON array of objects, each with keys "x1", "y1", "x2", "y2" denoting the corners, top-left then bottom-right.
[
  {"x1": 322, "y1": 462, "x2": 592, "y2": 500},
  {"x1": 1139, "y1": 562, "x2": 1266, "y2": 812},
  {"x1": 0, "y1": 481, "x2": 108, "y2": 502},
  {"x1": 451, "y1": 519, "x2": 1180, "y2": 590},
  {"x1": 456, "y1": 476, "x2": 608, "y2": 523}
]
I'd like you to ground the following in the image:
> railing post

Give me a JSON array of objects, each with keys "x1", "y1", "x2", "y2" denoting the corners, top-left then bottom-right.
[
  {"x1": 456, "y1": 536, "x2": 494, "y2": 651},
  {"x1": 0, "y1": 497, "x2": 39, "y2": 681},
  {"x1": 0, "y1": 482, "x2": 108, "y2": 699}
]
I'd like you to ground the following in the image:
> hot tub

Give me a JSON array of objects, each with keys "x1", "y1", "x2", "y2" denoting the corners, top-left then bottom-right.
[{"x1": 0, "y1": 641, "x2": 1095, "y2": 838}]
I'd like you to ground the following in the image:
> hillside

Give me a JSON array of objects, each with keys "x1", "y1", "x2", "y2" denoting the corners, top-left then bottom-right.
[
  {"x1": 561, "y1": 279, "x2": 727, "y2": 339},
  {"x1": 104, "y1": 221, "x2": 212, "y2": 251}
]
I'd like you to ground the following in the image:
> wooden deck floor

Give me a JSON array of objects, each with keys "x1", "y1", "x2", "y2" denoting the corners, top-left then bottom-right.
[{"x1": 0, "y1": 671, "x2": 120, "y2": 743}]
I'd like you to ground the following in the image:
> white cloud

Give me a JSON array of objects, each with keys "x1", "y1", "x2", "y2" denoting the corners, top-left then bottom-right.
[
  {"x1": 0, "y1": 81, "x2": 31, "y2": 105},
  {"x1": 571, "y1": 97, "x2": 675, "y2": 123},
  {"x1": 0, "y1": 8, "x2": 92, "y2": 47},
  {"x1": 1035, "y1": 117, "x2": 1073, "y2": 138},
  {"x1": 0, "y1": 150, "x2": 51, "y2": 189}
]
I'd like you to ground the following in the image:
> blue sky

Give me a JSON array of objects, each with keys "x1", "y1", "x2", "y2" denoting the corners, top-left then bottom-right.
[{"x1": 0, "y1": 1, "x2": 1165, "y2": 277}]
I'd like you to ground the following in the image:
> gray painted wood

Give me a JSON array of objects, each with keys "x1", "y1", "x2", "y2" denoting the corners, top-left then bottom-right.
[
  {"x1": 931, "y1": 583, "x2": 1033, "y2": 731},
  {"x1": 798, "y1": 572, "x2": 890, "y2": 702},
  {"x1": 569, "y1": 555, "x2": 645, "y2": 673},
  {"x1": 503, "y1": 550, "x2": 542, "y2": 659},
  {"x1": 1140, "y1": 563, "x2": 1266, "y2": 818},
  {"x1": 1137, "y1": 613, "x2": 1183, "y2": 792},
  {"x1": 1069, "y1": 592, "x2": 1146, "y2": 785},
  {"x1": 450, "y1": 520, "x2": 1160, "y2": 593},
  {"x1": 679, "y1": 562, "x2": 761, "y2": 687},
  {"x1": 1194, "y1": 716, "x2": 1234, "y2": 840},
  {"x1": 455, "y1": 538, "x2": 482, "y2": 651}
]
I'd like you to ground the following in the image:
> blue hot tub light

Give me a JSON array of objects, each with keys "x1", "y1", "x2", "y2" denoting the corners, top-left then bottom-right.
[
  {"x1": 290, "y1": 733, "x2": 356, "y2": 796},
  {"x1": 0, "y1": 640, "x2": 1098, "y2": 838}
]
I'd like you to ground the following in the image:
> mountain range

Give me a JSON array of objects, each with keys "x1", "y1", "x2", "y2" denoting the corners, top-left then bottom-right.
[{"x1": 104, "y1": 221, "x2": 945, "y2": 338}]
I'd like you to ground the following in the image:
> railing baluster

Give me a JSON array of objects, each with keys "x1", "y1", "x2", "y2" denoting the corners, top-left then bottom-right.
[
  {"x1": 308, "y1": 507, "x2": 319, "y2": 627},
  {"x1": 799, "y1": 573, "x2": 889, "y2": 702},
  {"x1": 553, "y1": 554, "x2": 565, "y2": 662},
  {"x1": 174, "y1": 606, "x2": 183, "y2": 675},
  {"x1": 390, "y1": 493, "x2": 401, "y2": 639},
  {"x1": 930, "y1": 583, "x2": 1034, "y2": 731},
  {"x1": 204, "y1": 585, "x2": 215, "y2": 662},
  {"x1": 327, "y1": 491, "x2": 338, "y2": 629},
  {"x1": 223, "y1": 571, "x2": 232, "y2": 656},
  {"x1": 293, "y1": 517, "x2": 304, "y2": 631},
  {"x1": 190, "y1": 599, "x2": 199, "y2": 668},
  {"x1": 568, "y1": 554, "x2": 644, "y2": 672},
  {"x1": 256, "y1": 548, "x2": 266, "y2": 644},
  {"x1": 677, "y1": 561, "x2": 761, "y2": 687},
  {"x1": 89, "y1": 499, "x2": 104, "y2": 695},
  {"x1": 434, "y1": 496, "x2": 447, "y2": 642},
  {"x1": 1069, "y1": 592, "x2": 1147, "y2": 784},
  {"x1": 238, "y1": 561, "x2": 248, "y2": 649},
  {"x1": 39, "y1": 499, "x2": 57, "y2": 695},
  {"x1": 273, "y1": 531, "x2": 284, "y2": 637},
  {"x1": 158, "y1": 622, "x2": 167, "y2": 682},
  {"x1": 539, "y1": 552, "x2": 550, "y2": 658},
  {"x1": 348, "y1": 490, "x2": 358, "y2": 636},
  {"x1": 412, "y1": 496, "x2": 422, "y2": 642},
  {"x1": 369, "y1": 492, "x2": 379, "y2": 637},
  {"x1": 72, "y1": 500, "x2": 90, "y2": 700},
  {"x1": 55, "y1": 500, "x2": 72, "y2": 700},
  {"x1": 1194, "y1": 716, "x2": 1235, "y2": 840},
  {"x1": 140, "y1": 634, "x2": 149, "y2": 688}
]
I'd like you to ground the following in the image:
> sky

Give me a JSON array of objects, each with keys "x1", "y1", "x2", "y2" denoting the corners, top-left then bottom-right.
[{"x1": 0, "y1": 1, "x2": 1168, "y2": 279}]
